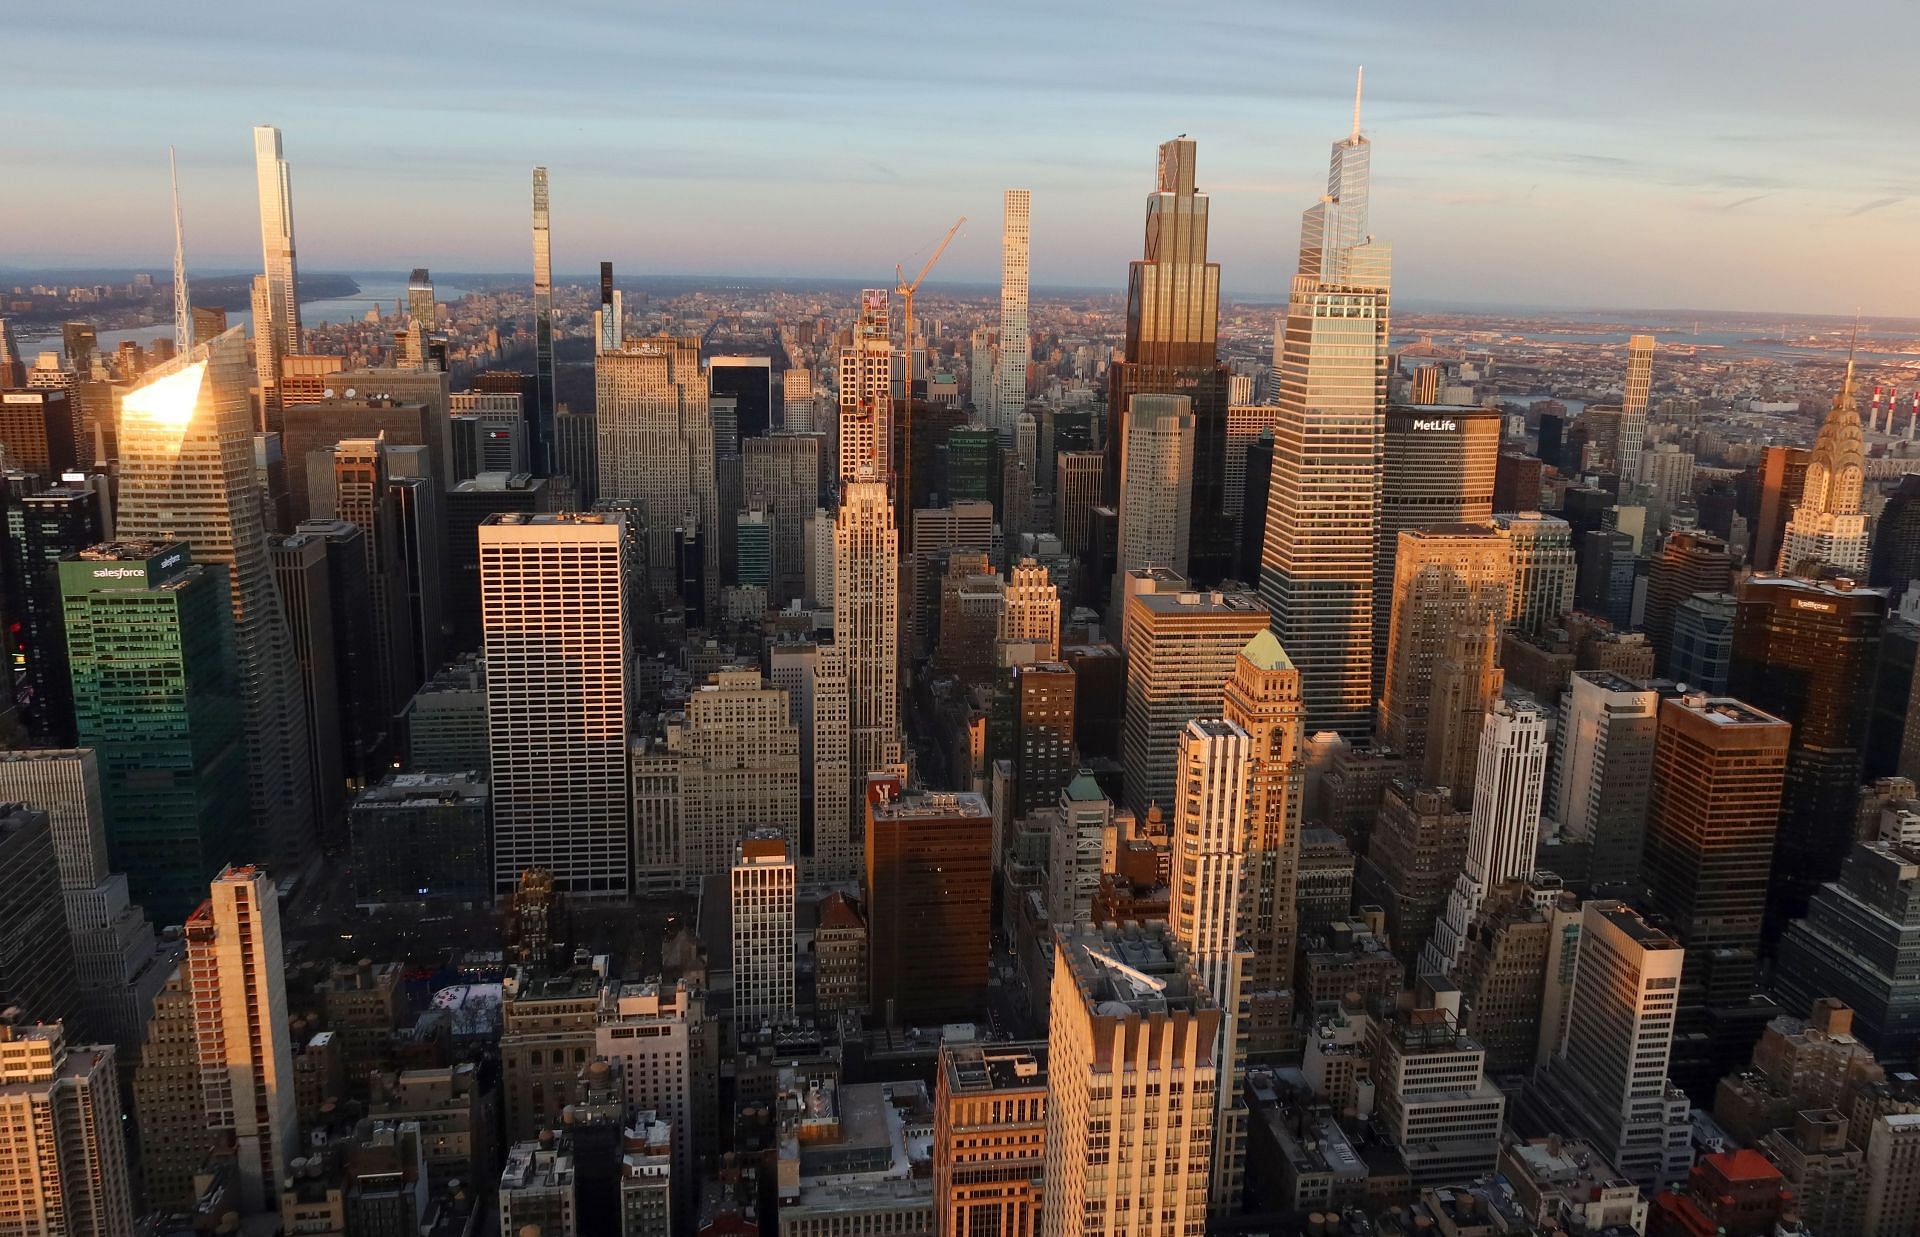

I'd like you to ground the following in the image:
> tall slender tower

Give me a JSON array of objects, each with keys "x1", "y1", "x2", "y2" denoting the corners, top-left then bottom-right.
[
  {"x1": 1109, "y1": 393, "x2": 1195, "y2": 621},
  {"x1": 170, "y1": 146, "x2": 192, "y2": 352},
  {"x1": 1618, "y1": 334, "x2": 1655, "y2": 485},
  {"x1": 1168, "y1": 719, "x2": 1254, "y2": 1213},
  {"x1": 117, "y1": 328, "x2": 315, "y2": 878},
  {"x1": 1044, "y1": 923, "x2": 1218, "y2": 1237},
  {"x1": 730, "y1": 831, "x2": 796, "y2": 1029},
  {"x1": 1422, "y1": 700, "x2": 1551, "y2": 977},
  {"x1": 834, "y1": 480, "x2": 902, "y2": 802},
  {"x1": 186, "y1": 866, "x2": 295, "y2": 1215},
  {"x1": 1778, "y1": 356, "x2": 1870, "y2": 575},
  {"x1": 1261, "y1": 71, "x2": 1392, "y2": 735},
  {"x1": 532, "y1": 168, "x2": 555, "y2": 468},
  {"x1": 1108, "y1": 139, "x2": 1232, "y2": 584},
  {"x1": 1221, "y1": 630, "x2": 1306, "y2": 1047},
  {"x1": 251, "y1": 125, "x2": 301, "y2": 418},
  {"x1": 997, "y1": 189, "x2": 1031, "y2": 436}
]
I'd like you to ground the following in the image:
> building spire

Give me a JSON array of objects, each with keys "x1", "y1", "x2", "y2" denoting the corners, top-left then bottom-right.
[
  {"x1": 1843, "y1": 311, "x2": 1859, "y2": 404},
  {"x1": 170, "y1": 146, "x2": 192, "y2": 352},
  {"x1": 1351, "y1": 65, "x2": 1365, "y2": 142}
]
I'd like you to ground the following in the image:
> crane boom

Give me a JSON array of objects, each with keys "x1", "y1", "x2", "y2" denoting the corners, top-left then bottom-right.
[{"x1": 893, "y1": 216, "x2": 967, "y2": 538}]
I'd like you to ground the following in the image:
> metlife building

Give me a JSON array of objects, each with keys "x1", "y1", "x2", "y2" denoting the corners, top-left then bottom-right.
[{"x1": 1375, "y1": 403, "x2": 1503, "y2": 675}]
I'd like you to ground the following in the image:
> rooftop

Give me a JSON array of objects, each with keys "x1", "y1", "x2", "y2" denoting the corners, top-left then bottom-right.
[
  {"x1": 942, "y1": 1041, "x2": 1048, "y2": 1094},
  {"x1": 1060, "y1": 922, "x2": 1213, "y2": 1017}
]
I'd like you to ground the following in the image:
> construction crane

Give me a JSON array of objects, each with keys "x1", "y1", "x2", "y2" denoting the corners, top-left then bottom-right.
[{"x1": 893, "y1": 216, "x2": 966, "y2": 526}]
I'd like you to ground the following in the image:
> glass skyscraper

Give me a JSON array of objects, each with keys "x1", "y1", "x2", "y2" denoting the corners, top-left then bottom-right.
[
  {"x1": 61, "y1": 542, "x2": 246, "y2": 920},
  {"x1": 1260, "y1": 84, "x2": 1393, "y2": 736},
  {"x1": 1107, "y1": 138, "x2": 1232, "y2": 586}
]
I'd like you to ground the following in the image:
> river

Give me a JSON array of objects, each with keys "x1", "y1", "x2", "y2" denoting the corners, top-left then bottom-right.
[{"x1": 15, "y1": 274, "x2": 474, "y2": 360}]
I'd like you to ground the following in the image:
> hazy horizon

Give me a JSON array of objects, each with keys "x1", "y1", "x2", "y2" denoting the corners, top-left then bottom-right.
[{"x1": 6, "y1": 0, "x2": 1916, "y2": 317}]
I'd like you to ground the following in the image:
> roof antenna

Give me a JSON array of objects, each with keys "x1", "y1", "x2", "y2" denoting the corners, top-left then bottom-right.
[{"x1": 1351, "y1": 66, "x2": 1365, "y2": 142}]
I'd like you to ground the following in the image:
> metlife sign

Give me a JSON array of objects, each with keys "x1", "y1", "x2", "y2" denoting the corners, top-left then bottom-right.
[{"x1": 1412, "y1": 418, "x2": 1458, "y2": 432}]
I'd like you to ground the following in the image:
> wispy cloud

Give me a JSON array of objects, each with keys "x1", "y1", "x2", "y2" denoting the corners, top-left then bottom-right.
[
  {"x1": 1851, "y1": 196, "x2": 1904, "y2": 216},
  {"x1": 1723, "y1": 193, "x2": 1770, "y2": 210}
]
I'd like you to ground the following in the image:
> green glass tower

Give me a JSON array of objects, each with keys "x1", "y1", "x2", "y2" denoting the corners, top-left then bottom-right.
[
  {"x1": 945, "y1": 425, "x2": 999, "y2": 504},
  {"x1": 61, "y1": 541, "x2": 247, "y2": 919}
]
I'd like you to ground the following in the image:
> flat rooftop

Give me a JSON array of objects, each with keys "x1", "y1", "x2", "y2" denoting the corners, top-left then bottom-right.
[{"x1": 942, "y1": 1041, "x2": 1048, "y2": 1094}]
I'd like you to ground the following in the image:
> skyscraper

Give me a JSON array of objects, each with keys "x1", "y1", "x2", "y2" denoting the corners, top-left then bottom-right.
[
  {"x1": 933, "y1": 1041, "x2": 1047, "y2": 1237},
  {"x1": 1641, "y1": 694, "x2": 1789, "y2": 1041},
  {"x1": 865, "y1": 784, "x2": 992, "y2": 1026},
  {"x1": 404, "y1": 267, "x2": 435, "y2": 367},
  {"x1": 1107, "y1": 139, "x2": 1232, "y2": 585},
  {"x1": 742, "y1": 433, "x2": 822, "y2": 607},
  {"x1": 834, "y1": 480, "x2": 902, "y2": 800},
  {"x1": 1043, "y1": 922, "x2": 1218, "y2": 1237},
  {"x1": 997, "y1": 189, "x2": 1031, "y2": 437},
  {"x1": 1109, "y1": 393, "x2": 1194, "y2": 621},
  {"x1": 480, "y1": 512, "x2": 630, "y2": 897},
  {"x1": 1548, "y1": 671, "x2": 1658, "y2": 889},
  {"x1": 1523, "y1": 902, "x2": 1691, "y2": 1190},
  {"x1": 1261, "y1": 82, "x2": 1391, "y2": 736},
  {"x1": 1645, "y1": 531, "x2": 1733, "y2": 674},
  {"x1": 251, "y1": 125, "x2": 301, "y2": 419},
  {"x1": 1118, "y1": 574, "x2": 1269, "y2": 817},
  {"x1": 0, "y1": 1022, "x2": 134, "y2": 1237},
  {"x1": 117, "y1": 327, "x2": 315, "y2": 878},
  {"x1": 1002, "y1": 558, "x2": 1061, "y2": 659},
  {"x1": 0, "y1": 749, "x2": 165, "y2": 1047},
  {"x1": 729, "y1": 830, "x2": 795, "y2": 1030},
  {"x1": 839, "y1": 288, "x2": 894, "y2": 482},
  {"x1": 1168, "y1": 718, "x2": 1253, "y2": 1212},
  {"x1": 708, "y1": 355, "x2": 774, "y2": 441},
  {"x1": 1494, "y1": 512, "x2": 1577, "y2": 635},
  {"x1": 1617, "y1": 334, "x2": 1655, "y2": 486},
  {"x1": 1423, "y1": 700, "x2": 1551, "y2": 976},
  {"x1": 185, "y1": 866, "x2": 295, "y2": 1215},
  {"x1": 1779, "y1": 359, "x2": 1869, "y2": 575},
  {"x1": 1010, "y1": 662, "x2": 1075, "y2": 817},
  {"x1": 1378, "y1": 525, "x2": 1510, "y2": 795},
  {"x1": 8, "y1": 484, "x2": 103, "y2": 744},
  {"x1": 61, "y1": 543, "x2": 247, "y2": 920},
  {"x1": 0, "y1": 806, "x2": 77, "y2": 1031},
  {"x1": 1730, "y1": 574, "x2": 1888, "y2": 931},
  {"x1": 1221, "y1": 631, "x2": 1306, "y2": 1047},
  {"x1": 1053, "y1": 450, "x2": 1105, "y2": 558},
  {"x1": 630, "y1": 666, "x2": 799, "y2": 886},
  {"x1": 532, "y1": 168, "x2": 555, "y2": 469},
  {"x1": 1376, "y1": 403, "x2": 1500, "y2": 675},
  {"x1": 595, "y1": 334, "x2": 717, "y2": 612},
  {"x1": 768, "y1": 641, "x2": 854, "y2": 883}
]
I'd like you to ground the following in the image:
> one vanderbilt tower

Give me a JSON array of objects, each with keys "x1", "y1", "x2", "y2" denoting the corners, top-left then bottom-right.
[{"x1": 1260, "y1": 70, "x2": 1392, "y2": 736}]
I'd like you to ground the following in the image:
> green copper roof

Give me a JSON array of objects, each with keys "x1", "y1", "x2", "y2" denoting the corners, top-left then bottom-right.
[
  {"x1": 1240, "y1": 629, "x2": 1294, "y2": 671},
  {"x1": 1064, "y1": 772, "x2": 1106, "y2": 802}
]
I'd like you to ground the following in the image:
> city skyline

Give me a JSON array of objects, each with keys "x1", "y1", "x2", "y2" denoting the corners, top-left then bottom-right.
[{"x1": 5, "y1": 2, "x2": 1916, "y2": 315}]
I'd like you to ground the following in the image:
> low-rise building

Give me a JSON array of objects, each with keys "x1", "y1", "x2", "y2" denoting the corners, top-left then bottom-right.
[{"x1": 1500, "y1": 1135, "x2": 1647, "y2": 1235}]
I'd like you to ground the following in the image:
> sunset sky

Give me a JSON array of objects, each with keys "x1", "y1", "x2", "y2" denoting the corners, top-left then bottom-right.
[{"x1": 5, "y1": 0, "x2": 1916, "y2": 313}]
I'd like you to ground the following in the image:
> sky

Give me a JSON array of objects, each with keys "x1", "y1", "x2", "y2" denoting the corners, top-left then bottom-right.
[{"x1": 4, "y1": 0, "x2": 1917, "y2": 315}]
